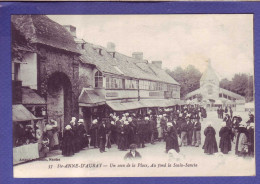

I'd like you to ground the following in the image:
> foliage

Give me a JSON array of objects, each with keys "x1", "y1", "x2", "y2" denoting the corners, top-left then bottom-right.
[
  {"x1": 166, "y1": 65, "x2": 254, "y2": 103},
  {"x1": 219, "y1": 74, "x2": 254, "y2": 102},
  {"x1": 166, "y1": 65, "x2": 202, "y2": 98}
]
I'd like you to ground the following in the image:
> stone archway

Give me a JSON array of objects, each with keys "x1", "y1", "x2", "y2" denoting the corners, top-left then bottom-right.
[{"x1": 47, "y1": 72, "x2": 72, "y2": 131}]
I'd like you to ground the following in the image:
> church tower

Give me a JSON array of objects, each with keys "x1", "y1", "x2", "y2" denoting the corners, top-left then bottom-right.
[
  {"x1": 200, "y1": 59, "x2": 220, "y2": 100},
  {"x1": 200, "y1": 59, "x2": 219, "y2": 87}
]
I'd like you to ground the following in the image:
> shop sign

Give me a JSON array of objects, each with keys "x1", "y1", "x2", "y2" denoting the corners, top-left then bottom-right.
[
  {"x1": 149, "y1": 92, "x2": 160, "y2": 96},
  {"x1": 106, "y1": 92, "x2": 118, "y2": 97}
]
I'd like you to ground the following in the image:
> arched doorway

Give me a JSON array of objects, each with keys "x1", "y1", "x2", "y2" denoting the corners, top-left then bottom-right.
[{"x1": 47, "y1": 72, "x2": 72, "y2": 132}]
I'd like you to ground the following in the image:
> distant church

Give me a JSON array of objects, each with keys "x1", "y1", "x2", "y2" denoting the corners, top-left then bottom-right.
[{"x1": 185, "y1": 60, "x2": 245, "y2": 110}]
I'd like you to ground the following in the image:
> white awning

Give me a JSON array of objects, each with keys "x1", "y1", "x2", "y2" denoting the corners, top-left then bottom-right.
[{"x1": 12, "y1": 104, "x2": 37, "y2": 122}]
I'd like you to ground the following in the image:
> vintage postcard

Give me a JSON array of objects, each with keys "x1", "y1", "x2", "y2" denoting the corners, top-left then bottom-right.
[{"x1": 12, "y1": 14, "x2": 255, "y2": 177}]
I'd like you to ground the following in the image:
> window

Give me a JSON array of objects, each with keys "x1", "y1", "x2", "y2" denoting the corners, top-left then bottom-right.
[
  {"x1": 106, "y1": 77, "x2": 110, "y2": 89},
  {"x1": 126, "y1": 79, "x2": 138, "y2": 89},
  {"x1": 12, "y1": 63, "x2": 15, "y2": 80},
  {"x1": 105, "y1": 76, "x2": 123, "y2": 89},
  {"x1": 162, "y1": 83, "x2": 167, "y2": 91},
  {"x1": 12, "y1": 63, "x2": 21, "y2": 81},
  {"x1": 95, "y1": 71, "x2": 103, "y2": 88}
]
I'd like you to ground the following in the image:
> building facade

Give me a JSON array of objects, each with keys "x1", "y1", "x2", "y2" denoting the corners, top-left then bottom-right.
[
  {"x1": 12, "y1": 16, "x2": 181, "y2": 133},
  {"x1": 185, "y1": 60, "x2": 245, "y2": 110},
  {"x1": 12, "y1": 15, "x2": 81, "y2": 130},
  {"x1": 64, "y1": 26, "x2": 181, "y2": 130}
]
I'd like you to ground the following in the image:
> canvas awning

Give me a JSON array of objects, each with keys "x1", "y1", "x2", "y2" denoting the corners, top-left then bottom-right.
[
  {"x1": 107, "y1": 99, "x2": 182, "y2": 111},
  {"x1": 106, "y1": 101, "x2": 143, "y2": 111},
  {"x1": 78, "y1": 88, "x2": 106, "y2": 107},
  {"x1": 12, "y1": 104, "x2": 37, "y2": 122}
]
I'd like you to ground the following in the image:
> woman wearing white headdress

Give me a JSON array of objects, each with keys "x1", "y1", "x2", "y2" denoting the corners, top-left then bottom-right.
[
  {"x1": 45, "y1": 119, "x2": 59, "y2": 150},
  {"x1": 235, "y1": 122, "x2": 249, "y2": 157},
  {"x1": 202, "y1": 122, "x2": 218, "y2": 154},
  {"x1": 219, "y1": 121, "x2": 232, "y2": 154}
]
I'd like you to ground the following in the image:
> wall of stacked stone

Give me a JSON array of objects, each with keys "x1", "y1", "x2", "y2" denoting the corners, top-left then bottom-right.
[{"x1": 37, "y1": 45, "x2": 80, "y2": 123}]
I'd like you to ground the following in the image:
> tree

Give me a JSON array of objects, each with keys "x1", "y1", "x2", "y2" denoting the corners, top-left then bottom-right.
[
  {"x1": 220, "y1": 74, "x2": 254, "y2": 103},
  {"x1": 220, "y1": 78, "x2": 232, "y2": 91},
  {"x1": 166, "y1": 65, "x2": 202, "y2": 98}
]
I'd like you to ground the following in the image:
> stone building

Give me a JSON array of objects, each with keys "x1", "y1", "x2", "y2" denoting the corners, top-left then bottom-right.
[
  {"x1": 65, "y1": 26, "x2": 181, "y2": 130},
  {"x1": 12, "y1": 15, "x2": 81, "y2": 130},
  {"x1": 12, "y1": 15, "x2": 181, "y2": 133},
  {"x1": 185, "y1": 60, "x2": 245, "y2": 110}
]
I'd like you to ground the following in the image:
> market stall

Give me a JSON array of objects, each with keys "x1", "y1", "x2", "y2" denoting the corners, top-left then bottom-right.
[{"x1": 12, "y1": 104, "x2": 42, "y2": 165}]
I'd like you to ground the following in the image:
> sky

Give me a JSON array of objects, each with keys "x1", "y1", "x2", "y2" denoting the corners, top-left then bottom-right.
[{"x1": 48, "y1": 14, "x2": 254, "y2": 80}]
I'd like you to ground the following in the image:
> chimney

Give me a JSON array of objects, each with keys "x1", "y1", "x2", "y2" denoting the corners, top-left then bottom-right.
[
  {"x1": 107, "y1": 42, "x2": 116, "y2": 52},
  {"x1": 132, "y1": 52, "x2": 143, "y2": 60},
  {"x1": 152, "y1": 61, "x2": 162, "y2": 69},
  {"x1": 63, "y1": 25, "x2": 76, "y2": 38}
]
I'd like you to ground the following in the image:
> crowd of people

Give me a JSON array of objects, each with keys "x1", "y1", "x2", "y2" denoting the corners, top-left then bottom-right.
[
  {"x1": 58, "y1": 105, "x2": 254, "y2": 159},
  {"x1": 203, "y1": 108, "x2": 254, "y2": 157},
  {"x1": 59, "y1": 106, "x2": 208, "y2": 156},
  {"x1": 14, "y1": 104, "x2": 255, "y2": 160}
]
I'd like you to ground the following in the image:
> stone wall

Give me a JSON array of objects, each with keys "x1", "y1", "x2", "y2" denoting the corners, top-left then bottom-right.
[
  {"x1": 78, "y1": 63, "x2": 94, "y2": 91},
  {"x1": 37, "y1": 46, "x2": 79, "y2": 125}
]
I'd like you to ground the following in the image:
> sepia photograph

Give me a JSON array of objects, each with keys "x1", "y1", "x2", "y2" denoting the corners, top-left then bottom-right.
[{"x1": 11, "y1": 14, "x2": 255, "y2": 177}]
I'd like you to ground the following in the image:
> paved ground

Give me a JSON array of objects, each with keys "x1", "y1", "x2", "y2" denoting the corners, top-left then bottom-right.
[{"x1": 14, "y1": 111, "x2": 255, "y2": 177}]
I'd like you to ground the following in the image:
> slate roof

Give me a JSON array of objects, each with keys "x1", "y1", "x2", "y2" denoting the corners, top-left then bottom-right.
[
  {"x1": 219, "y1": 88, "x2": 245, "y2": 100},
  {"x1": 80, "y1": 42, "x2": 179, "y2": 85},
  {"x1": 21, "y1": 87, "x2": 46, "y2": 105},
  {"x1": 11, "y1": 15, "x2": 80, "y2": 54},
  {"x1": 78, "y1": 87, "x2": 105, "y2": 106},
  {"x1": 185, "y1": 87, "x2": 245, "y2": 100}
]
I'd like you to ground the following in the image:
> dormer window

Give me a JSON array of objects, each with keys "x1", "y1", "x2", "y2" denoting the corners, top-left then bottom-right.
[{"x1": 95, "y1": 71, "x2": 103, "y2": 88}]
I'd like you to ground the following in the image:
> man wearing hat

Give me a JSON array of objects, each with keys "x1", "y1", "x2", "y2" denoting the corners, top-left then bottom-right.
[
  {"x1": 180, "y1": 118, "x2": 188, "y2": 147},
  {"x1": 90, "y1": 119, "x2": 99, "y2": 148},
  {"x1": 136, "y1": 116, "x2": 146, "y2": 148},
  {"x1": 192, "y1": 118, "x2": 201, "y2": 147},
  {"x1": 77, "y1": 119, "x2": 88, "y2": 149},
  {"x1": 98, "y1": 119, "x2": 107, "y2": 153},
  {"x1": 187, "y1": 117, "x2": 194, "y2": 146},
  {"x1": 124, "y1": 144, "x2": 142, "y2": 161},
  {"x1": 117, "y1": 120, "x2": 127, "y2": 151}
]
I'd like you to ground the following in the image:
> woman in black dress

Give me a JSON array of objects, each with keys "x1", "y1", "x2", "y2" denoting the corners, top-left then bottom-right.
[
  {"x1": 203, "y1": 122, "x2": 218, "y2": 154},
  {"x1": 219, "y1": 122, "x2": 232, "y2": 154},
  {"x1": 165, "y1": 122, "x2": 180, "y2": 153},
  {"x1": 62, "y1": 125, "x2": 75, "y2": 156}
]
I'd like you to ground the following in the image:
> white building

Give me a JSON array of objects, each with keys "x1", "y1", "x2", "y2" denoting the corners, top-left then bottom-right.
[{"x1": 185, "y1": 60, "x2": 245, "y2": 110}]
